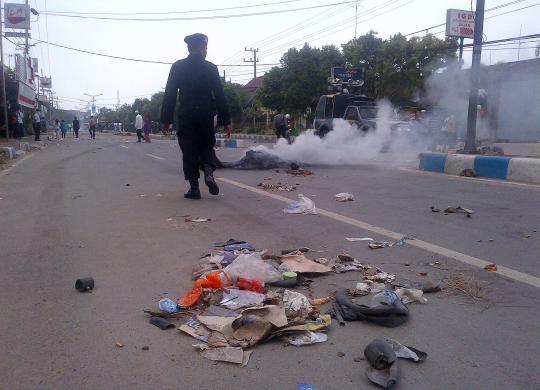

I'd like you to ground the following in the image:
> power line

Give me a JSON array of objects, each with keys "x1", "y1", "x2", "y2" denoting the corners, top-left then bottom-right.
[
  {"x1": 40, "y1": 0, "x2": 305, "y2": 15},
  {"x1": 7, "y1": 36, "x2": 281, "y2": 66},
  {"x1": 39, "y1": 1, "x2": 359, "y2": 22},
  {"x1": 404, "y1": 0, "x2": 534, "y2": 36}
]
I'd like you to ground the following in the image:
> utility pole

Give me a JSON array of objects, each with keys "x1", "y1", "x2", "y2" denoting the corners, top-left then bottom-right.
[
  {"x1": 354, "y1": 0, "x2": 358, "y2": 39},
  {"x1": 517, "y1": 24, "x2": 523, "y2": 61},
  {"x1": 0, "y1": 0, "x2": 10, "y2": 141},
  {"x1": 84, "y1": 93, "x2": 103, "y2": 116},
  {"x1": 243, "y1": 48, "x2": 259, "y2": 80},
  {"x1": 464, "y1": 0, "x2": 485, "y2": 153}
]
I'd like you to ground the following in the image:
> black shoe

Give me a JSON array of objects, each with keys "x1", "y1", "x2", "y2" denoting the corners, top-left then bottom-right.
[
  {"x1": 203, "y1": 165, "x2": 219, "y2": 195},
  {"x1": 184, "y1": 180, "x2": 201, "y2": 199}
]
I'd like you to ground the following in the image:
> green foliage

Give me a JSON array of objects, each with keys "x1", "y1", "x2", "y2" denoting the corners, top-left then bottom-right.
[
  {"x1": 256, "y1": 44, "x2": 345, "y2": 113},
  {"x1": 223, "y1": 81, "x2": 247, "y2": 122},
  {"x1": 342, "y1": 32, "x2": 458, "y2": 104}
]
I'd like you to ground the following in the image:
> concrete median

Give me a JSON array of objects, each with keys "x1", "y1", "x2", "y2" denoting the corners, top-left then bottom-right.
[{"x1": 419, "y1": 152, "x2": 540, "y2": 184}]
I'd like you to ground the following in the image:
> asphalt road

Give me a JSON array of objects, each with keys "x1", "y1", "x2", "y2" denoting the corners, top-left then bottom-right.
[{"x1": 1, "y1": 133, "x2": 539, "y2": 390}]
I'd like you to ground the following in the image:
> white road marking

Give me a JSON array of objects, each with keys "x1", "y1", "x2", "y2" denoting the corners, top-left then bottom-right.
[
  {"x1": 0, "y1": 153, "x2": 34, "y2": 179},
  {"x1": 120, "y1": 145, "x2": 129, "y2": 149},
  {"x1": 218, "y1": 177, "x2": 540, "y2": 289},
  {"x1": 400, "y1": 167, "x2": 540, "y2": 190},
  {"x1": 145, "y1": 153, "x2": 165, "y2": 161}
]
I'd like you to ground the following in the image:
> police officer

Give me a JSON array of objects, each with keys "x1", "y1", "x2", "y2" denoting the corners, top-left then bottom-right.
[{"x1": 160, "y1": 33, "x2": 231, "y2": 200}]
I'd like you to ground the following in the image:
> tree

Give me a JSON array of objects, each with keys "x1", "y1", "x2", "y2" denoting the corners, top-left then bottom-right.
[
  {"x1": 222, "y1": 81, "x2": 247, "y2": 123},
  {"x1": 256, "y1": 44, "x2": 344, "y2": 113},
  {"x1": 140, "y1": 92, "x2": 164, "y2": 121}
]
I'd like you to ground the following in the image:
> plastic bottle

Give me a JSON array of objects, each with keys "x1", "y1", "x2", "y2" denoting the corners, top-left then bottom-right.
[{"x1": 236, "y1": 277, "x2": 265, "y2": 293}]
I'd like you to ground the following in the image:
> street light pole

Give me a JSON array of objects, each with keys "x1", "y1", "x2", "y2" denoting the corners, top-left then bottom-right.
[
  {"x1": 464, "y1": 0, "x2": 485, "y2": 153},
  {"x1": 0, "y1": 0, "x2": 10, "y2": 142}
]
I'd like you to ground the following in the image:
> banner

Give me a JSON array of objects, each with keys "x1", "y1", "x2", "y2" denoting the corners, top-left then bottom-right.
[
  {"x1": 4, "y1": 3, "x2": 30, "y2": 29},
  {"x1": 18, "y1": 81, "x2": 36, "y2": 108}
]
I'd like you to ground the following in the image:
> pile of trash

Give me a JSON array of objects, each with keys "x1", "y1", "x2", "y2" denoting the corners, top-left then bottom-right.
[{"x1": 145, "y1": 239, "x2": 437, "y2": 375}]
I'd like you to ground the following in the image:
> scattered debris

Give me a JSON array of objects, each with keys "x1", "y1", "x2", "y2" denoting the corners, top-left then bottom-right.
[
  {"x1": 484, "y1": 263, "x2": 498, "y2": 271},
  {"x1": 443, "y1": 206, "x2": 473, "y2": 215},
  {"x1": 346, "y1": 237, "x2": 374, "y2": 242},
  {"x1": 149, "y1": 316, "x2": 175, "y2": 330},
  {"x1": 283, "y1": 194, "x2": 317, "y2": 215},
  {"x1": 185, "y1": 217, "x2": 212, "y2": 223},
  {"x1": 335, "y1": 192, "x2": 354, "y2": 202},
  {"x1": 444, "y1": 274, "x2": 489, "y2": 303},
  {"x1": 286, "y1": 167, "x2": 313, "y2": 176},
  {"x1": 309, "y1": 296, "x2": 333, "y2": 305},
  {"x1": 125, "y1": 183, "x2": 130, "y2": 186},
  {"x1": 257, "y1": 181, "x2": 296, "y2": 192},
  {"x1": 459, "y1": 168, "x2": 477, "y2": 177},
  {"x1": 75, "y1": 277, "x2": 94, "y2": 292},
  {"x1": 430, "y1": 206, "x2": 440, "y2": 212},
  {"x1": 394, "y1": 288, "x2": 427, "y2": 304},
  {"x1": 337, "y1": 351, "x2": 346, "y2": 357},
  {"x1": 115, "y1": 342, "x2": 124, "y2": 348},
  {"x1": 142, "y1": 346, "x2": 149, "y2": 351},
  {"x1": 368, "y1": 237, "x2": 410, "y2": 249},
  {"x1": 284, "y1": 331, "x2": 327, "y2": 346}
]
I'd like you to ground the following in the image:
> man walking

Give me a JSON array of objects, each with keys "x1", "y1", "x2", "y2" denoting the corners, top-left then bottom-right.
[
  {"x1": 33, "y1": 109, "x2": 41, "y2": 141},
  {"x1": 89, "y1": 115, "x2": 97, "y2": 139},
  {"x1": 16, "y1": 107, "x2": 24, "y2": 139},
  {"x1": 135, "y1": 110, "x2": 144, "y2": 142},
  {"x1": 160, "y1": 33, "x2": 231, "y2": 200},
  {"x1": 72, "y1": 116, "x2": 80, "y2": 138}
]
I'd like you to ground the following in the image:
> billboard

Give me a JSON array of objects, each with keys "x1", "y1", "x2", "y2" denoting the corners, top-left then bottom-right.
[
  {"x1": 4, "y1": 3, "x2": 31, "y2": 30},
  {"x1": 18, "y1": 81, "x2": 36, "y2": 108},
  {"x1": 331, "y1": 67, "x2": 364, "y2": 82},
  {"x1": 446, "y1": 9, "x2": 475, "y2": 38},
  {"x1": 40, "y1": 77, "x2": 52, "y2": 89}
]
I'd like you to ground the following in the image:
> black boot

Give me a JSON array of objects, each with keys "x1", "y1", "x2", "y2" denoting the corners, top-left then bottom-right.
[
  {"x1": 203, "y1": 165, "x2": 219, "y2": 195},
  {"x1": 184, "y1": 180, "x2": 201, "y2": 199}
]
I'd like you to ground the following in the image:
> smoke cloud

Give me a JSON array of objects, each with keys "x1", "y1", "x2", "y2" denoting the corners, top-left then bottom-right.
[{"x1": 254, "y1": 100, "x2": 421, "y2": 165}]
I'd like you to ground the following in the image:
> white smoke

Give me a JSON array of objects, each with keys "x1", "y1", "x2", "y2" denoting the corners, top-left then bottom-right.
[{"x1": 254, "y1": 100, "x2": 420, "y2": 165}]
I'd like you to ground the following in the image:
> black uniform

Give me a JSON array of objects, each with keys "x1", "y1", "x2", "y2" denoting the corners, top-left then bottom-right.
[{"x1": 160, "y1": 53, "x2": 230, "y2": 182}]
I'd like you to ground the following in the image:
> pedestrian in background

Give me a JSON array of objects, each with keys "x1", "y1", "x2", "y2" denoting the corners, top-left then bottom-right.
[
  {"x1": 8, "y1": 107, "x2": 17, "y2": 139},
  {"x1": 33, "y1": 109, "x2": 41, "y2": 141},
  {"x1": 16, "y1": 107, "x2": 24, "y2": 139},
  {"x1": 135, "y1": 110, "x2": 144, "y2": 142},
  {"x1": 60, "y1": 119, "x2": 68, "y2": 139},
  {"x1": 143, "y1": 112, "x2": 152, "y2": 143},
  {"x1": 54, "y1": 119, "x2": 60, "y2": 139},
  {"x1": 72, "y1": 116, "x2": 80, "y2": 138},
  {"x1": 160, "y1": 33, "x2": 231, "y2": 200},
  {"x1": 89, "y1": 115, "x2": 97, "y2": 139}
]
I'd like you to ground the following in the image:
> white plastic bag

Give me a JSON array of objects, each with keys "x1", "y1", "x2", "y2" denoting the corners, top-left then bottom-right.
[
  {"x1": 224, "y1": 253, "x2": 282, "y2": 283},
  {"x1": 335, "y1": 192, "x2": 354, "y2": 202},
  {"x1": 283, "y1": 331, "x2": 328, "y2": 346},
  {"x1": 283, "y1": 194, "x2": 317, "y2": 215}
]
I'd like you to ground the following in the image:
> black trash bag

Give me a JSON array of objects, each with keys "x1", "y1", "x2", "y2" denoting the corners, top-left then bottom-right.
[
  {"x1": 219, "y1": 150, "x2": 297, "y2": 170},
  {"x1": 331, "y1": 289, "x2": 409, "y2": 328}
]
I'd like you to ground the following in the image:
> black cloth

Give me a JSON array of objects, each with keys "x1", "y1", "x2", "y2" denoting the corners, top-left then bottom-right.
[
  {"x1": 161, "y1": 53, "x2": 230, "y2": 182},
  {"x1": 73, "y1": 119, "x2": 80, "y2": 130},
  {"x1": 136, "y1": 129, "x2": 145, "y2": 142},
  {"x1": 89, "y1": 125, "x2": 96, "y2": 139}
]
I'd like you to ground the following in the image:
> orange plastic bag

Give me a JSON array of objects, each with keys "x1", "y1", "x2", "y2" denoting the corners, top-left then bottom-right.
[{"x1": 177, "y1": 270, "x2": 231, "y2": 308}]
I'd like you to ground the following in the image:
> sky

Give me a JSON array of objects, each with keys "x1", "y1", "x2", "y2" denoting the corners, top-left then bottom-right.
[{"x1": 2, "y1": 0, "x2": 538, "y2": 110}]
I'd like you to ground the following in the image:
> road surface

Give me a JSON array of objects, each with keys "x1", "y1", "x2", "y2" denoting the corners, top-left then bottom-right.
[{"x1": 1, "y1": 133, "x2": 539, "y2": 389}]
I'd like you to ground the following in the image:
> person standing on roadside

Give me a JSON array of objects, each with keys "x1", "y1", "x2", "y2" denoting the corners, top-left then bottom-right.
[
  {"x1": 8, "y1": 107, "x2": 17, "y2": 139},
  {"x1": 33, "y1": 109, "x2": 41, "y2": 141},
  {"x1": 60, "y1": 119, "x2": 68, "y2": 139},
  {"x1": 135, "y1": 110, "x2": 144, "y2": 142},
  {"x1": 72, "y1": 116, "x2": 80, "y2": 138},
  {"x1": 143, "y1": 113, "x2": 152, "y2": 143},
  {"x1": 54, "y1": 119, "x2": 60, "y2": 139},
  {"x1": 89, "y1": 115, "x2": 97, "y2": 139},
  {"x1": 16, "y1": 106, "x2": 24, "y2": 139},
  {"x1": 160, "y1": 33, "x2": 231, "y2": 200}
]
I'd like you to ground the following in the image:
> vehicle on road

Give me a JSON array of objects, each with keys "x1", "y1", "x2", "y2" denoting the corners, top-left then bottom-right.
[{"x1": 313, "y1": 93, "x2": 375, "y2": 137}]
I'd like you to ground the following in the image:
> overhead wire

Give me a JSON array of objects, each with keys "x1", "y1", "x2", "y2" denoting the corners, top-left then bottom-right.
[
  {"x1": 38, "y1": 1, "x2": 359, "y2": 22},
  {"x1": 40, "y1": 0, "x2": 306, "y2": 16}
]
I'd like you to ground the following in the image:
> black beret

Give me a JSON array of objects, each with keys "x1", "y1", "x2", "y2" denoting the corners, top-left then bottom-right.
[{"x1": 184, "y1": 33, "x2": 208, "y2": 46}]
